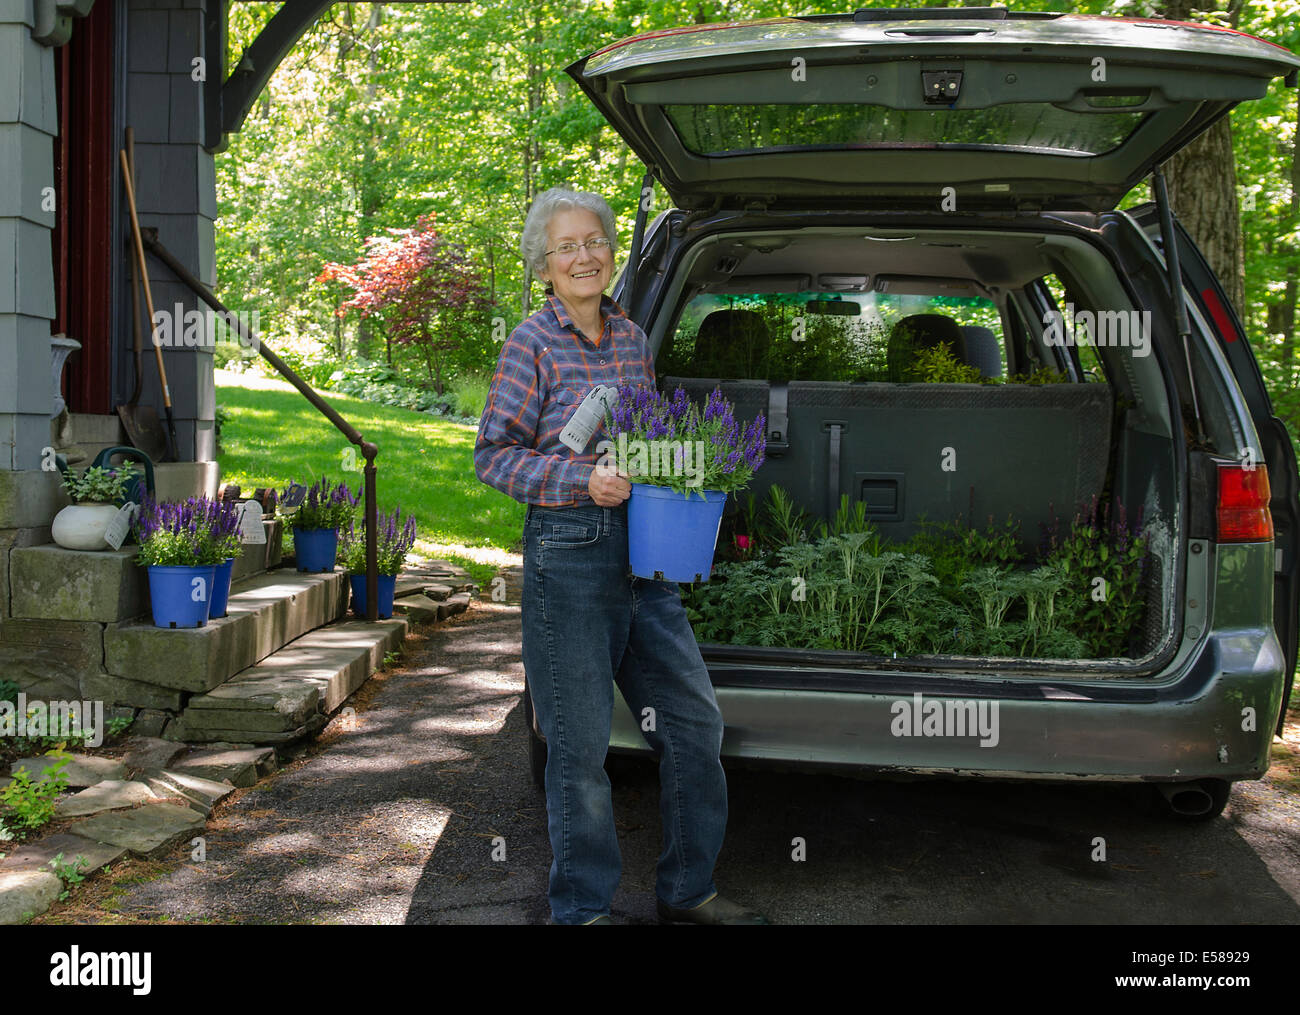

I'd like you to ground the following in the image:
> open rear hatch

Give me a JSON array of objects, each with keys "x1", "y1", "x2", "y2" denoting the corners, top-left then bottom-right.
[{"x1": 567, "y1": 7, "x2": 1300, "y2": 212}]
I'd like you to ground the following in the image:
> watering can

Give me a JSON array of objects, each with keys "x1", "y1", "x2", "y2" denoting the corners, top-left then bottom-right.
[{"x1": 56, "y1": 445, "x2": 156, "y2": 506}]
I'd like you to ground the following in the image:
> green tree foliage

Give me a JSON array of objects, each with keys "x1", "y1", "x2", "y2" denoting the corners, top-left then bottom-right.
[
  {"x1": 316, "y1": 212, "x2": 491, "y2": 392},
  {"x1": 215, "y1": 0, "x2": 1298, "y2": 440}
]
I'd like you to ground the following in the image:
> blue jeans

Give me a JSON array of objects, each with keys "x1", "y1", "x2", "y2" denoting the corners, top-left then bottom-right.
[{"x1": 521, "y1": 501, "x2": 728, "y2": 925}]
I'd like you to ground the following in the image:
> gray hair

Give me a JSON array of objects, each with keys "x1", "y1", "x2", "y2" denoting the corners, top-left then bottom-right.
[{"x1": 521, "y1": 186, "x2": 619, "y2": 277}]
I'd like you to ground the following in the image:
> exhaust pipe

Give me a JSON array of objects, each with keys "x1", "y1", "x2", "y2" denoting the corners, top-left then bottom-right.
[{"x1": 1156, "y1": 781, "x2": 1214, "y2": 817}]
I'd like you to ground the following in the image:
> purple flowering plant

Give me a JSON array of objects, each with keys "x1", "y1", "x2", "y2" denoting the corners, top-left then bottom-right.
[
  {"x1": 132, "y1": 495, "x2": 241, "y2": 567},
  {"x1": 280, "y1": 475, "x2": 360, "y2": 530},
  {"x1": 338, "y1": 509, "x2": 418, "y2": 575},
  {"x1": 600, "y1": 384, "x2": 766, "y2": 498}
]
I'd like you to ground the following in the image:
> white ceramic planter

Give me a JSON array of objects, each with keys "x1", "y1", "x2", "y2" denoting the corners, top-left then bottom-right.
[{"x1": 51, "y1": 502, "x2": 120, "y2": 551}]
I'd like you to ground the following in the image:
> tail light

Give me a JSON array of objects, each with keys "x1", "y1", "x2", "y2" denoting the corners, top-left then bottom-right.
[{"x1": 1216, "y1": 462, "x2": 1274, "y2": 542}]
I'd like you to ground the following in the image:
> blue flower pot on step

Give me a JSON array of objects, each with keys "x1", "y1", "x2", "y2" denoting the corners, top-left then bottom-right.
[
  {"x1": 294, "y1": 526, "x2": 338, "y2": 573},
  {"x1": 208, "y1": 557, "x2": 235, "y2": 619},
  {"x1": 350, "y1": 573, "x2": 397, "y2": 619},
  {"x1": 147, "y1": 564, "x2": 216, "y2": 629},
  {"x1": 627, "y1": 483, "x2": 728, "y2": 583}
]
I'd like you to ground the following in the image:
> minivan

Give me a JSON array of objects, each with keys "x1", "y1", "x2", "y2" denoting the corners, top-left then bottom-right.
[{"x1": 522, "y1": 7, "x2": 1300, "y2": 821}]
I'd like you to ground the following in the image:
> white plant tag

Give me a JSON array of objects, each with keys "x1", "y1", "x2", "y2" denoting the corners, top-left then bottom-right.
[
  {"x1": 238, "y1": 501, "x2": 267, "y2": 544},
  {"x1": 559, "y1": 384, "x2": 618, "y2": 453},
  {"x1": 103, "y1": 502, "x2": 138, "y2": 551}
]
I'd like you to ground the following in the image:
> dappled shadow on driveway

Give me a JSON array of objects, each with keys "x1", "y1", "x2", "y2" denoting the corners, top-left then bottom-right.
[{"x1": 75, "y1": 559, "x2": 1300, "y2": 925}]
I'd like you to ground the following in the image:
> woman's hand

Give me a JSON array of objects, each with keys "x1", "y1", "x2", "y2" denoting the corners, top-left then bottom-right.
[{"x1": 589, "y1": 465, "x2": 631, "y2": 506}]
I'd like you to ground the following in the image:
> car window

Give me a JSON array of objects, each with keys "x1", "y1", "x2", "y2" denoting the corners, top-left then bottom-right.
[
  {"x1": 1040, "y1": 273, "x2": 1109, "y2": 384},
  {"x1": 658, "y1": 290, "x2": 1006, "y2": 383},
  {"x1": 665, "y1": 102, "x2": 1148, "y2": 159}
]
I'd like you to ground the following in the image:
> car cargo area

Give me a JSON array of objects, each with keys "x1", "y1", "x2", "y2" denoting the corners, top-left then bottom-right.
[{"x1": 649, "y1": 221, "x2": 1182, "y2": 675}]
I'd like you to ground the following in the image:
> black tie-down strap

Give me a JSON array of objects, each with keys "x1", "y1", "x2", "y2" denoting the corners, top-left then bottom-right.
[
  {"x1": 766, "y1": 382, "x2": 789, "y2": 457},
  {"x1": 825, "y1": 422, "x2": 842, "y2": 519}
]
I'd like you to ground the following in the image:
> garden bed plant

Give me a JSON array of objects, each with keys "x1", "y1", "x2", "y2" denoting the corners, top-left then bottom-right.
[{"x1": 682, "y1": 484, "x2": 1149, "y2": 660}]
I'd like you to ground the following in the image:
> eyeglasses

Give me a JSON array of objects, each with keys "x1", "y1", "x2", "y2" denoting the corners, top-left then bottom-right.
[{"x1": 544, "y1": 237, "x2": 612, "y2": 259}]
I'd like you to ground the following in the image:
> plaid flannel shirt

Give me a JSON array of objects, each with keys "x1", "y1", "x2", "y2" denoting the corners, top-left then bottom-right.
[{"x1": 475, "y1": 293, "x2": 657, "y2": 508}]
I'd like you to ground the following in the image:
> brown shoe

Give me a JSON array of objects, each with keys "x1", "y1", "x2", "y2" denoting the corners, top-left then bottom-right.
[{"x1": 657, "y1": 892, "x2": 769, "y2": 925}]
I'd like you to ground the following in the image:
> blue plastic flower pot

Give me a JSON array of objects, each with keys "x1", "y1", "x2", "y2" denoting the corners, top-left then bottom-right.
[
  {"x1": 208, "y1": 557, "x2": 235, "y2": 619},
  {"x1": 294, "y1": 526, "x2": 338, "y2": 573},
  {"x1": 147, "y1": 564, "x2": 216, "y2": 629},
  {"x1": 350, "y1": 573, "x2": 397, "y2": 619},
  {"x1": 627, "y1": 483, "x2": 728, "y2": 583}
]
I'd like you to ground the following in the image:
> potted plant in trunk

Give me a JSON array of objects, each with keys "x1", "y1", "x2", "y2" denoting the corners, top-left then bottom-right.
[
  {"x1": 281, "y1": 476, "x2": 359, "y2": 573},
  {"x1": 602, "y1": 384, "x2": 766, "y2": 583},
  {"x1": 132, "y1": 496, "x2": 223, "y2": 629},
  {"x1": 205, "y1": 498, "x2": 243, "y2": 619},
  {"x1": 52, "y1": 464, "x2": 139, "y2": 550}
]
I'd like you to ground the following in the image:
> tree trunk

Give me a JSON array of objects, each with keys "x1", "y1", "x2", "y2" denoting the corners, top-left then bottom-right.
[
  {"x1": 355, "y1": 4, "x2": 386, "y2": 359},
  {"x1": 1159, "y1": 1, "x2": 1244, "y2": 315},
  {"x1": 1281, "y1": 93, "x2": 1299, "y2": 387},
  {"x1": 520, "y1": 4, "x2": 543, "y2": 321}
]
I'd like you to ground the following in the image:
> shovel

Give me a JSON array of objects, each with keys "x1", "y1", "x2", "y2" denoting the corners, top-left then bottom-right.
[{"x1": 118, "y1": 136, "x2": 177, "y2": 461}]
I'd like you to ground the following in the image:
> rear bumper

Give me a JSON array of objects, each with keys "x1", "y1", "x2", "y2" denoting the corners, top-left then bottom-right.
[{"x1": 606, "y1": 623, "x2": 1286, "y2": 782}]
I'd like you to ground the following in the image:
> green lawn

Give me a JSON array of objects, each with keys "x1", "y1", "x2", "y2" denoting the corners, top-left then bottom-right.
[{"x1": 215, "y1": 369, "x2": 522, "y2": 588}]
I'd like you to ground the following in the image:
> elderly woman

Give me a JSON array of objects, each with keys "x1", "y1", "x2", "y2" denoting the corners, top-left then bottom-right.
[{"x1": 474, "y1": 186, "x2": 768, "y2": 926}]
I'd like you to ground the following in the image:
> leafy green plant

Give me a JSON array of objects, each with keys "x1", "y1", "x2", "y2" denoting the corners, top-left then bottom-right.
[
  {"x1": 106, "y1": 715, "x2": 134, "y2": 738},
  {"x1": 904, "y1": 341, "x2": 986, "y2": 384},
  {"x1": 449, "y1": 370, "x2": 490, "y2": 419},
  {"x1": 901, "y1": 514, "x2": 1021, "y2": 590},
  {"x1": 1041, "y1": 495, "x2": 1148, "y2": 657},
  {"x1": 763, "y1": 484, "x2": 815, "y2": 548},
  {"x1": 0, "y1": 752, "x2": 70, "y2": 841},
  {"x1": 681, "y1": 483, "x2": 1148, "y2": 662},
  {"x1": 47, "y1": 852, "x2": 90, "y2": 902},
  {"x1": 814, "y1": 494, "x2": 881, "y2": 542},
  {"x1": 1006, "y1": 368, "x2": 1071, "y2": 385},
  {"x1": 61, "y1": 464, "x2": 138, "y2": 505}
]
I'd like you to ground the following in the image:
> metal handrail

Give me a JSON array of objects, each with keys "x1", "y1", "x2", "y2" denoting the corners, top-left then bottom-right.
[{"x1": 139, "y1": 228, "x2": 380, "y2": 622}]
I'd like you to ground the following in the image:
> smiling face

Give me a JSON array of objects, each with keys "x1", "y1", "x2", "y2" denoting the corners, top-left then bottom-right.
[{"x1": 538, "y1": 207, "x2": 613, "y2": 312}]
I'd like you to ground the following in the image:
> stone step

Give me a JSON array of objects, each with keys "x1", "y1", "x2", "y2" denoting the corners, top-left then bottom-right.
[
  {"x1": 9, "y1": 520, "x2": 283, "y2": 624},
  {"x1": 171, "y1": 617, "x2": 408, "y2": 745},
  {"x1": 394, "y1": 594, "x2": 441, "y2": 624},
  {"x1": 141, "y1": 771, "x2": 235, "y2": 817},
  {"x1": 168, "y1": 746, "x2": 277, "y2": 788},
  {"x1": 8, "y1": 754, "x2": 127, "y2": 788},
  {"x1": 10, "y1": 546, "x2": 146, "y2": 623},
  {"x1": 67, "y1": 802, "x2": 206, "y2": 859},
  {"x1": 54, "y1": 780, "x2": 157, "y2": 817},
  {"x1": 103, "y1": 570, "x2": 349, "y2": 694}
]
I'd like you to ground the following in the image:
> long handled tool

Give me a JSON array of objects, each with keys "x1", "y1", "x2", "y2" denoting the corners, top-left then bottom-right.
[
  {"x1": 119, "y1": 143, "x2": 178, "y2": 462},
  {"x1": 114, "y1": 128, "x2": 168, "y2": 462}
]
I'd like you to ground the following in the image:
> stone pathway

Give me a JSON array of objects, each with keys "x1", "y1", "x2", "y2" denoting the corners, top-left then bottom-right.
[
  {"x1": 0, "y1": 742, "x2": 270, "y2": 923},
  {"x1": 0, "y1": 558, "x2": 479, "y2": 925}
]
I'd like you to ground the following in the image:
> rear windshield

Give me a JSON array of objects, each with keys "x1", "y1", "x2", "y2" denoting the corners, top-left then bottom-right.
[
  {"x1": 659, "y1": 291, "x2": 1007, "y2": 383},
  {"x1": 665, "y1": 103, "x2": 1147, "y2": 157}
]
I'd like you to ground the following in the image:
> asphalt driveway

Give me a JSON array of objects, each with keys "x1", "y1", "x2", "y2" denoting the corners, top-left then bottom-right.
[{"x1": 41, "y1": 562, "x2": 1300, "y2": 925}]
